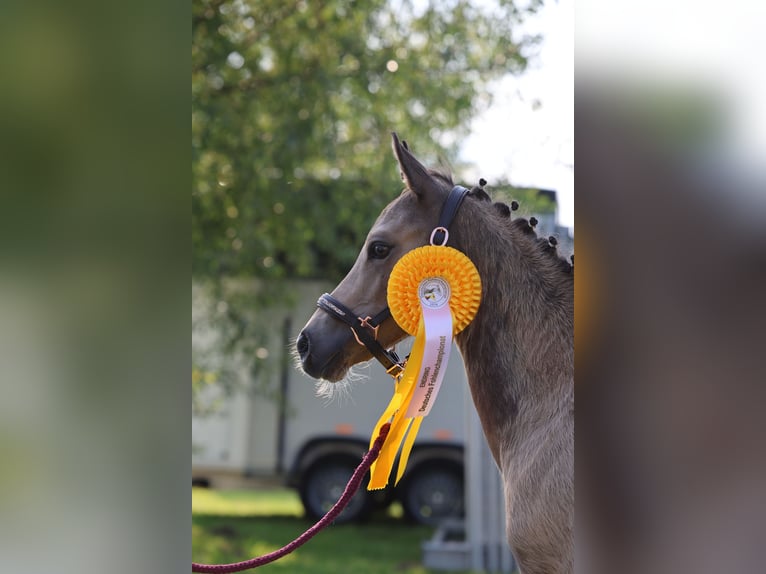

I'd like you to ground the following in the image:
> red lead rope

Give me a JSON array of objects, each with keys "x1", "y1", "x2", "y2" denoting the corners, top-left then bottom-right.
[{"x1": 192, "y1": 422, "x2": 391, "y2": 573}]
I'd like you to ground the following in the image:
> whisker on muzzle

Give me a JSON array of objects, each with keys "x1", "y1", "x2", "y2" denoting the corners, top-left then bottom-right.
[
  {"x1": 313, "y1": 359, "x2": 372, "y2": 405},
  {"x1": 288, "y1": 335, "x2": 305, "y2": 372}
]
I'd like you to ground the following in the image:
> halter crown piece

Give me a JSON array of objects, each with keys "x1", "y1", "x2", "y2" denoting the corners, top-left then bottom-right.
[{"x1": 366, "y1": 186, "x2": 482, "y2": 490}]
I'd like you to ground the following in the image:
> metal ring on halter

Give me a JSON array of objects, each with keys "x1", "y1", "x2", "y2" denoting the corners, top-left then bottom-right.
[{"x1": 430, "y1": 226, "x2": 449, "y2": 246}]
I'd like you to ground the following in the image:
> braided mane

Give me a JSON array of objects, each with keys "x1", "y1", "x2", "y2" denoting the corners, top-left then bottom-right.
[{"x1": 463, "y1": 178, "x2": 574, "y2": 276}]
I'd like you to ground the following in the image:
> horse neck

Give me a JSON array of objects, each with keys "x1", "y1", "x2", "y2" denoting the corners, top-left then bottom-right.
[{"x1": 452, "y1": 205, "x2": 574, "y2": 462}]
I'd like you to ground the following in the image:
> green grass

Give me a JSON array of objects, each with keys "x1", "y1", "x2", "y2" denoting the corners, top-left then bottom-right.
[
  {"x1": 193, "y1": 487, "x2": 304, "y2": 517},
  {"x1": 192, "y1": 487, "x2": 478, "y2": 574}
]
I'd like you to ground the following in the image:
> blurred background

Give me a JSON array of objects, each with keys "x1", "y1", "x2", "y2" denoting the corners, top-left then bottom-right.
[
  {"x1": 0, "y1": 0, "x2": 188, "y2": 573},
  {"x1": 576, "y1": 1, "x2": 766, "y2": 574}
]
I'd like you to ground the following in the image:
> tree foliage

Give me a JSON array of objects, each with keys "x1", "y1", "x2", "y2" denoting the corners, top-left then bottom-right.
[{"x1": 192, "y1": 0, "x2": 542, "y2": 282}]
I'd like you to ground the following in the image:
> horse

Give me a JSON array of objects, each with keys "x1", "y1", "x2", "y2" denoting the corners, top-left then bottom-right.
[{"x1": 296, "y1": 133, "x2": 573, "y2": 574}]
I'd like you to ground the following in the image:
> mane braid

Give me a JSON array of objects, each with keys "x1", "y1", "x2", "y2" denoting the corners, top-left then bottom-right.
[
  {"x1": 469, "y1": 185, "x2": 491, "y2": 202},
  {"x1": 476, "y1": 191, "x2": 574, "y2": 277},
  {"x1": 512, "y1": 217, "x2": 536, "y2": 236},
  {"x1": 415, "y1": 182, "x2": 573, "y2": 276},
  {"x1": 493, "y1": 202, "x2": 511, "y2": 217}
]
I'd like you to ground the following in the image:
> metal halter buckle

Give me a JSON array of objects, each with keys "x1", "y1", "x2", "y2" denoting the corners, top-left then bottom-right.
[{"x1": 351, "y1": 316, "x2": 379, "y2": 346}]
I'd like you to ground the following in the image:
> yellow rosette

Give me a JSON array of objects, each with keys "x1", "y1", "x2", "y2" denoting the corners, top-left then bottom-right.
[{"x1": 368, "y1": 245, "x2": 481, "y2": 490}]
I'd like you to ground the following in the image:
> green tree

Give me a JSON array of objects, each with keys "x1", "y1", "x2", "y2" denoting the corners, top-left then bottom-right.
[{"x1": 193, "y1": 0, "x2": 541, "y2": 281}]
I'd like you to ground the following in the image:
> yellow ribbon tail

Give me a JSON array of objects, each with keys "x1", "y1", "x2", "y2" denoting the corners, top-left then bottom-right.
[
  {"x1": 367, "y1": 321, "x2": 426, "y2": 490},
  {"x1": 369, "y1": 416, "x2": 412, "y2": 490},
  {"x1": 395, "y1": 416, "x2": 423, "y2": 485}
]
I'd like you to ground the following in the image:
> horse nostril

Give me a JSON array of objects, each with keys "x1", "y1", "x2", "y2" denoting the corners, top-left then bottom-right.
[{"x1": 296, "y1": 331, "x2": 311, "y2": 362}]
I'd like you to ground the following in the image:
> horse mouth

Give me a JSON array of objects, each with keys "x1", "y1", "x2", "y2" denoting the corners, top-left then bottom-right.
[
  {"x1": 297, "y1": 324, "x2": 369, "y2": 383},
  {"x1": 318, "y1": 364, "x2": 350, "y2": 383},
  {"x1": 298, "y1": 345, "x2": 350, "y2": 382},
  {"x1": 311, "y1": 355, "x2": 349, "y2": 382}
]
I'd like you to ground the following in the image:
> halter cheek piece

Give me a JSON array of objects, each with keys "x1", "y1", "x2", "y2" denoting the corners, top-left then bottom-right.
[{"x1": 316, "y1": 185, "x2": 470, "y2": 378}]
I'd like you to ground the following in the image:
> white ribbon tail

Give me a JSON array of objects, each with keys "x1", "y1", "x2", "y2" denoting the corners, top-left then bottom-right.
[{"x1": 405, "y1": 303, "x2": 453, "y2": 418}]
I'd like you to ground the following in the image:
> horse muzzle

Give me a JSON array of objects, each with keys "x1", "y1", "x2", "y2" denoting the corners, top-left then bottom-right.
[
  {"x1": 295, "y1": 320, "x2": 355, "y2": 382},
  {"x1": 295, "y1": 328, "x2": 325, "y2": 379}
]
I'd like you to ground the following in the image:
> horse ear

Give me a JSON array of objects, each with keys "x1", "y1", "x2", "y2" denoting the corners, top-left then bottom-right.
[{"x1": 391, "y1": 132, "x2": 439, "y2": 199}]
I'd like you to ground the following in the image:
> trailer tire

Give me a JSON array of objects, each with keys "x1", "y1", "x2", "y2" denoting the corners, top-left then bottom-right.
[
  {"x1": 399, "y1": 461, "x2": 464, "y2": 526},
  {"x1": 298, "y1": 456, "x2": 374, "y2": 523}
]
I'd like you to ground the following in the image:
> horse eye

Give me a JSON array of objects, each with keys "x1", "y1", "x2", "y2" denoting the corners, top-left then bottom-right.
[{"x1": 368, "y1": 241, "x2": 391, "y2": 259}]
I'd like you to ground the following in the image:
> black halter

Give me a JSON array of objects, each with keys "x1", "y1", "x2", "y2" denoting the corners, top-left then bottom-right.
[{"x1": 316, "y1": 185, "x2": 470, "y2": 379}]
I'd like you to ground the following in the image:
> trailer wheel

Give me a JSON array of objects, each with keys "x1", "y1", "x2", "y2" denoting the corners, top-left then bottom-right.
[
  {"x1": 400, "y1": 461, "x2": 464, "y2": 526},
  {"x1": 298, "y1": 456, "x2": 373, "y2": 523}
]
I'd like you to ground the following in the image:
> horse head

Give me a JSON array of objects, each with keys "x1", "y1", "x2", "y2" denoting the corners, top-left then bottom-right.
[{"x1": 296, "y1": 133, "x2": 454, "y2": 381}]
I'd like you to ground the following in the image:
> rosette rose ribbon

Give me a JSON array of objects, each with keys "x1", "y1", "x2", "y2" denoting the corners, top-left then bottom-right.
[{"x1": 367, "y1": 244, "x2": 481, "y2": 490}]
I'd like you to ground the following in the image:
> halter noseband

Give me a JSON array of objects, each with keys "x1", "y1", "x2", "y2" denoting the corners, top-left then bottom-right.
[{"x1": 316, "y1": 185, "x2": 470, "y2": 378}]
